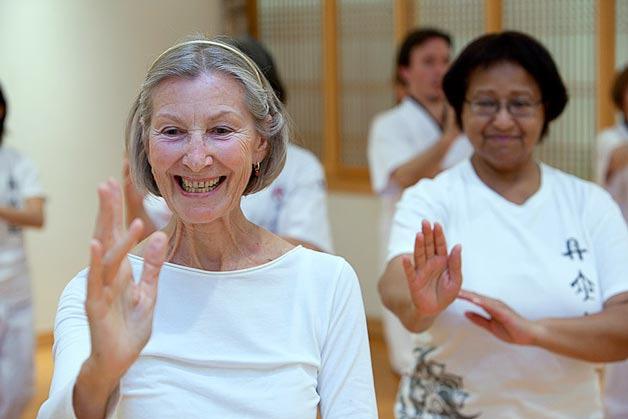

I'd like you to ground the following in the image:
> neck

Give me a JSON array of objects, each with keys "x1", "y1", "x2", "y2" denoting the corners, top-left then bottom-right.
[
  {"x1": 408, "y1": 93, "x2": 445, "y2": 125},
  {"x1": 470, "y1": 155, "x2": 541, "y2": 205},
  {"x1": 164, "y1": 206, "x2": 271, "y2": 271}
]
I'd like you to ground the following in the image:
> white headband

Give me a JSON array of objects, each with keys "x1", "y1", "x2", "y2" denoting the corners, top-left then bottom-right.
[{"x1": 149, "y1": 40, "x2": 263, "y2": 85}]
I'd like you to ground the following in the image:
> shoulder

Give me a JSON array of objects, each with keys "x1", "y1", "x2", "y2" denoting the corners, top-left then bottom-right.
[
  {"x1": 404, "y1": 160, "x2": 468, "y2": 200},
  {"x1": 369, "y1": 102, "x2": 407, "y2": 132},
  {"x1": 285, "y1": 144, "x2": 324, "y2": 174},
  {"x1": 289, "y1": 248, "x2": 358, "y2": 287},
  {"x1": 544, "y1": 164, "x2": 617, "y2": 210}
]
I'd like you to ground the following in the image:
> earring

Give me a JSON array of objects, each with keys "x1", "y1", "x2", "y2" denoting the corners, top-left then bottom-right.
[{"x1": 253, "y1": 162, "x2": 261, "y2": 177}]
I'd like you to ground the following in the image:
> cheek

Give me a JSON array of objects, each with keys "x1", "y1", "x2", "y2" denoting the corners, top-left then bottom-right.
[{"x1": 148, "y1": 139, "x2": 185, "y2": 173}]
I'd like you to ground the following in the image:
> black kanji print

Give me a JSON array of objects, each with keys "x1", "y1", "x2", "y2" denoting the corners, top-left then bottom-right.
[
  {"x1": 562, "y1": 238, "x2": 587, "y2": 261},
  {"x1": 570, "y1": 270, "x2": 595, "y2": 301}
]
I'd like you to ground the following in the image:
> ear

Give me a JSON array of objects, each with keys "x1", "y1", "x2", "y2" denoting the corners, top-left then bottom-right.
[
  {"x1": 252, "y1": 133, "x2": 269, "y2": 163},
  {"x1": 399, "y1": 66, "x2": 411, "y2": 86}
]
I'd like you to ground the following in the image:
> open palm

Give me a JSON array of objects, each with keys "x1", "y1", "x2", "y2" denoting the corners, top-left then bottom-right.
[
  {"x1": 402, "y1": 220, "x2": 462, "y2": 316},
  {"x1": 85, "y1": 179, "x2": 168, "y2": 382}
]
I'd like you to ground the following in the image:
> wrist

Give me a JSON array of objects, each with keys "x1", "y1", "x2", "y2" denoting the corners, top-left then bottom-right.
[
  {"x1": 76, "y1": 356, "x2": 121, "y2": 401},
  {"x1": 529, "y1": 319, "x2": 550, "y2": 348}
]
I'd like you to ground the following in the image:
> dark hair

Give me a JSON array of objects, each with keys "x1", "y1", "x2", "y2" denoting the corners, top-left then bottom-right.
[
  {"x1": 443, "y1": 31, "x2": 568, "y2": 139},
  {"x1": 397, "y1": 28, "x2": 452, "y2": 68},
  {"x1": 232, "y1": 36, "x2": 286, "y2": 104},
  {"x1": 0, "y1": 84, "x2": 6, "y2": 146},
  {"x1": 611, "y1": 66, "x2": 628, "y2": 111}
]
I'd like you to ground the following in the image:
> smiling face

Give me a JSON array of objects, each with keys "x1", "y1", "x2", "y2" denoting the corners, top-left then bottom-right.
[
  {"x1": 147, "y1": 72, "x2": 268, "y2": 224},
  {"x1": 462, "y1": 61, "x2": 545, "y2": 174}
]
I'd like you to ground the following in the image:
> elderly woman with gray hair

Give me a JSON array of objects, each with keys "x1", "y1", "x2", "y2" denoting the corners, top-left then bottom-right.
[{"x1": 38, "y1": 37, "x2": 376, "y2": 419}]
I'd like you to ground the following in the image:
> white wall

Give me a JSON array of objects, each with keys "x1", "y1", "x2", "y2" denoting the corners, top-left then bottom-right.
[
  {"x1": 328, "y1": 193, "x2": 383, "y2": 318},
  {"x1": 0, "y1": 0, "x2": 223, "y2": 332}
]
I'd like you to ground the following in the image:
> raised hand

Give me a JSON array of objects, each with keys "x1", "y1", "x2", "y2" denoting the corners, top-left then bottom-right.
[
  {"x1": 458, "y1": 290, "x2": 540, "y2": 346},
  {"x1": 402, "y1": 220, "x2": 462, "y2": 317},
  {"x1": 82, "y1": 179, "x2": 168, "y2": 390}
]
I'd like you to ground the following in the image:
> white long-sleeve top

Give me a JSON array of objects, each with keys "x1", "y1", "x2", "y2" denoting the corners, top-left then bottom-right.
[{"x1": 38, "y1": 247, "x2": 377, "y2": 419}]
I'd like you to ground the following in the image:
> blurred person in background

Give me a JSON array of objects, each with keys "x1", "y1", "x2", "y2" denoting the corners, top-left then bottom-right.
[
  {"x1": 595, "y1": 64, "x2": 628, "y2": 419},
  {"x1": 0, "y1": 84, "x2": 46, "y2": 419}
]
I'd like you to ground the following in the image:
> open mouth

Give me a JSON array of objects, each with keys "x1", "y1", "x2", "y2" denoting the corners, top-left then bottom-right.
[{"x1": 175, "y1": 176, "x2": 226, "y2": 193}]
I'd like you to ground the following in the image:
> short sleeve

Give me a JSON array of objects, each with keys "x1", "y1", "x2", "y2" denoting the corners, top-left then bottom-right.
[
  {"x1": 275, "y1": 150, "x2": 334, "y2": 252},
  {"x1": 387, "y1": 177, "x2": 450, "y2": 262},
  {"x1": 596, "y1": 128, "x2": 626, "y2": 185},
  {"x1": 15, "y1": 153, "x2": 44, "y2": 199},
  {"x1": 584, "y1": 186, "x2": 628, "y2": 302},
  {"x1": 317, "y1": 261, "x2": 377, "y2": 418},
  {"x1": 368, "y1": 113, "x2": 431, "y2": 195}
]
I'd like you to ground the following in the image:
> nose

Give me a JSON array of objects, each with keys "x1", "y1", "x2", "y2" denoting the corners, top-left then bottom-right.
[
  {"x1": 492, "y1": 104, "x2": 516, "y2": 130},
  {"x1": 182, "y1": 132, "x2": 212, "y2": 172}
]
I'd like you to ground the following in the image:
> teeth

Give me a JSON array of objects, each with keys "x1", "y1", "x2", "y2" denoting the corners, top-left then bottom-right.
[{"x1": 181, "y1": 177, "x2": 221, "y2": 193}]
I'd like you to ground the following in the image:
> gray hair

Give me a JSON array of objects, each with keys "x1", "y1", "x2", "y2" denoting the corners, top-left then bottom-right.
[{"x1": 126, "y1": 35, "x2": 288, "y2": 196}]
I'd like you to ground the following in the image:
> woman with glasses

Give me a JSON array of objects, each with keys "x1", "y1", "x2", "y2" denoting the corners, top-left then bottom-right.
[{"x1": 378, "y1": 31, "x2": 628, "y2": 418}]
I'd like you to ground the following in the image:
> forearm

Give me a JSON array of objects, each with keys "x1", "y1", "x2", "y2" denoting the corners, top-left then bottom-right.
[
  {"x1": 534, "y1": 303, "x2": 628, "y2": 362},
  {"x1": 0, "y1": 205, "x2": 44, "y2": 228},
  {"x1": 391, "y1": 134, "x2": 456, "y2": 189},
  {"x1": 72, "y1": 358, "x2": 121, "y2": 419},
  {"x1": 378, "y1": 263, "x2": 435, "y2": 333}
]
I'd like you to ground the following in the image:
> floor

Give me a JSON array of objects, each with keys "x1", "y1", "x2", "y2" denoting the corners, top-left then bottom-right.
[{"x1": 23, "y1": 323, "x2": 400, "y2": 419}]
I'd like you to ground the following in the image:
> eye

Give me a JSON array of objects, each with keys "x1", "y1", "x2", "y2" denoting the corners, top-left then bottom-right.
[
  {"x1": 160, "y1": 127, "x2": 185, "y2": 137},
  {"x1": 211, "y1": 126, "x2": 234, "y2": 137},
  {"x1": 474, "y1": 99, "x2": 497, "y2": 108},
  {"x1": 510, "y1": 99, "x2": 533, "y2": 109}
]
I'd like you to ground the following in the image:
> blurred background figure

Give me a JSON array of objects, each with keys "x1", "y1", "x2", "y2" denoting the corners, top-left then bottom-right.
[
  {"x1": 596, "y1": 64, "x2": 628, "y2": 419},
  {"x1": 596, "y1": 65, "x2": 628, "y2": 221},
  {"x1": 0, "y1": 84, "x2": 46, "y2": 419},
  {"x1": 367, "y1": 28, "x2": 472, "y2": 376},
  {"x1": 124, "y1": 36, "x2": 333, "y2": 254}
]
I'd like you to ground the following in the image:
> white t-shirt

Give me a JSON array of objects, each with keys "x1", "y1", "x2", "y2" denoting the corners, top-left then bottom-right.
[
  {"x1": 596, "y1": 122, "x2": 628, "y2": 221},
  {"x1": 144, "y1": 144, "x2": 333, "y2": 253},
  {"x1": 0, "y1": 146, "x2": 44, "y2": 303},
  {"x1": 388, "y1": 159, "x2": 628, "y2": 418},
  {"x1": 38, "y1": 247, "x2": 377, "y2": 419},
  {"x1": 367, "y1": 97, "x2": 472, "y2": 375}
]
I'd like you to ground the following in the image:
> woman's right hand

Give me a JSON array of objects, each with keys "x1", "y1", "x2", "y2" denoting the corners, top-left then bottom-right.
[
  {"x1": 401, "y1": 220, "x2": 462, "y2": 317},
  {"x1": 73, "y1": 179, "x2": 167, "y2": 417}
]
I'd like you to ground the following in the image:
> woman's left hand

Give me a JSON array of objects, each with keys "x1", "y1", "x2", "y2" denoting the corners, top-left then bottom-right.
[{"x1": 458, "y1": 290, "x2": 542, "y2": 346}]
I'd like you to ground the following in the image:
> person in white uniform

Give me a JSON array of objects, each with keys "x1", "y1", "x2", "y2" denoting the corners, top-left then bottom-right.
[
  {"x1": 379, "y1": 31, "x2": 628, "y2": 418},
  {"x1": 38, "y1": 37, "x2": 376, "y2": 419},
  {"x1": 125, "y1": 37, "x2": 333, "y2": 253},
  {"x1": 367, "y1": 28, "x2": 472, "y2": 375},
  {"x1": 0, "y1": 85, "x2": 46, "y2": 419},
  {"x1": 595, "y1": 65, "x2": 628, "y2": 419}
]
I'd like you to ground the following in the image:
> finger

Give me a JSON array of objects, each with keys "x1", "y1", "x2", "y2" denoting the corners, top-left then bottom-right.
[
  {"x1": 138, "y1": 231, "x2": 168, "y2": 305},
  {"x1": 422, "y1": 220, "x2": 435, "y2": 259},
  {"x1": 413, "y1": 232, "x2": 426, "y2": 270},
  {"x1": 93, "y1": 182, "x2": 115, "y2": 249},
  {"x1": 107, "y1": 178, "x2": 125, "y2": 234},
  {"x1": 102, "y1": 218, "x2": 144, "y2": 286},
  {"x1": 464, "y1": 311, "x2": 493, "y2": 331},
  {"x1": 448, "y1": 244, "x2": 463, "y2": 288},
  {"x1": 86, "y1": 239, "x2": 104, "y2": 300},
  {"x1": 433, "y1": 223, "x2": 448, "y2": 257}
]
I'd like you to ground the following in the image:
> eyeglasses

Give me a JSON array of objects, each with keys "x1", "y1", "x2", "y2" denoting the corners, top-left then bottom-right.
[{"x1": 465, "y1": 98, "x2": 542, "y2": 118}]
